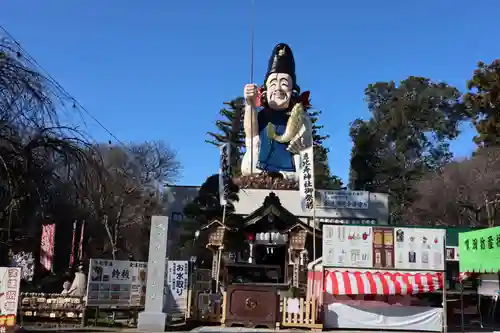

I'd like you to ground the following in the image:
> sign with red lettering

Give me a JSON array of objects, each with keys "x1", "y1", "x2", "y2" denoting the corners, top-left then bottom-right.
[{"x1": 0, "y1": 267, "x2": 21, "y2": 328}]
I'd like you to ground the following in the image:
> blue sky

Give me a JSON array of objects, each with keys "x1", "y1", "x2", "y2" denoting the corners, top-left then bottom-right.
[{"x1": 2, "y1": 0, "x2": 498, "y2": 186}]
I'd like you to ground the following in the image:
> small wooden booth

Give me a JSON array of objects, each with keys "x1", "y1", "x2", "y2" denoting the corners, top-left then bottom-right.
[{"x1": 194, "y1": 192, "x2": 323, "y2": 330}]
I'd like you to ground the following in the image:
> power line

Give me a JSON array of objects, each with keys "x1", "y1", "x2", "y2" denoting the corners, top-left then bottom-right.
[{"x1": 0, "y1": 24, "x2": 128, "y2": 148}]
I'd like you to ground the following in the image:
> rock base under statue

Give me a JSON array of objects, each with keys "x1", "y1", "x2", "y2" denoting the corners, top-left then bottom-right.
[
  {"x1": 137, "y1": 311, "x2": 167, "y2": 332},
  {"x1": 234, "y1": 173, "x2": 298, "y2": 190}
]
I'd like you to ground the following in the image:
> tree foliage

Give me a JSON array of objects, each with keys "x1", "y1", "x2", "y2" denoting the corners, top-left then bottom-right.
[
  {"x1": 349, "y1": 77, "x2": 466, "y2": 223},
  {"x1": 464, "y1": 60, "x2": 500, "y2": 147},
  {"x1": 404, "y1": 147, "x2": 500, "y2": 227},
  {"x1": 0, "y1": 39, "x2": 101, "y2": 244},
  {"x1": 206, "y1": 98, "x2": 245, "y2": 173},
  {"x1": 0, "y1": 38, "x2": 182, "y2": 267},
  {"x1": 83, "y1": 141, "x2": 180, "y2": 260}
]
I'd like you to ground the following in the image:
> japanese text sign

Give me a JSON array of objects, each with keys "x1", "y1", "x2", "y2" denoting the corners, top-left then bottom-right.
[
  {"x1": 86, "y1": 259, "x2": 147, "y2": 308},
  {"x1": 0, "y1": 267, "x2": 21, "y2": 328},
  {"x1": 299, "y1": 146, "x2": 315, "y2": 211},
  {"x1": 459, "y1": 227, "x2": 500, "y2": 273},
  {"x1": 165, "y1": 260, "x2": 189, "y2": 315},
  {"x1": 319, "y1": 190, "x2": 369, "y2": 209}
]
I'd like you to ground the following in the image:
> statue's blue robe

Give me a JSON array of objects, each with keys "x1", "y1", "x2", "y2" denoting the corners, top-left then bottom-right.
[{"x1": 256, "y1": 107, "x2": 295, "y2": 173}]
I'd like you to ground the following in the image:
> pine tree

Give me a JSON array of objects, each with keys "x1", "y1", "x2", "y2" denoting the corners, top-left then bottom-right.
[
  {"x1": 205, "y1": 97, "x2": 245, "y2": 174},
  {"x1": 309, "y1": 109, "x2": 344, "y2": 190},
  {"x1": 206, "y1": 97, "x2": 343, "y2": 189}
]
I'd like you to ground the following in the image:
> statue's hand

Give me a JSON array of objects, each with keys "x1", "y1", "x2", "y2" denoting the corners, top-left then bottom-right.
[
  {"x1": 287, "y1": 115, "x2": 313, "y2": 154},
  {"x1": 244, "y1": 84, "x2": 258, "y2": 107}
]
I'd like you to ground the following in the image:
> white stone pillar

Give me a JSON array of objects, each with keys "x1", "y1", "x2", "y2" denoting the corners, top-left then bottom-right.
[{"x1": 138, "y1": 216, "x2": 169, "y2": 332}]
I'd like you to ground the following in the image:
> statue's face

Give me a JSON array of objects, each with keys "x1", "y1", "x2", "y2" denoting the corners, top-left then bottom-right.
[{"x1": 265, "y1": 73, "x2": 292, "y2": 110}]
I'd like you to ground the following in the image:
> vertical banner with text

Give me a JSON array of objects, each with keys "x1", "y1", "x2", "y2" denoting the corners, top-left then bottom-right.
[
  {"x1": 219, "y1": 143, "x2": 231, "y2": 206},
  {"x1": 299, "y1": 146, "x2": 315, "y2": 211}
]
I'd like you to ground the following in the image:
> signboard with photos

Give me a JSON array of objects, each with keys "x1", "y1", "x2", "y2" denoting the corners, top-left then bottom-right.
[
  {"x1": 323, "y1": 225, "x2": 373, "y2": 268},
  {"x1": 0, "y1": 267, "x2": 21, "y2": 329},
  {"x1": 86, "y1": 259, "x2": 147, "y2": 308},
  {"x1": 165, "y1": 260, "x2": 189, "y2": 314},
  {"x1": 323, "y1": 226, "x2": 445, "y2": 271},
  {"x1": 394, "y1": 228, "x2": 445, "y2": 271}
]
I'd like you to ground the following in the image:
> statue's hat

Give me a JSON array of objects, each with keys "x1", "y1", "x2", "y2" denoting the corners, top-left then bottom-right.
[{"x1": 265, "y1": 43, "x2": 297, "y2": 87}]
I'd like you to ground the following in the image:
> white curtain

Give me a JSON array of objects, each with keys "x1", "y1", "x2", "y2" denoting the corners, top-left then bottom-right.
[{"x1": 324, "y1": 302, "x2": 443, "y2": 331}]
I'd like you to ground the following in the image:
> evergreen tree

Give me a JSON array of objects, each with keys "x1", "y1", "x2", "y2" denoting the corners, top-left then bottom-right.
[
  {"x1": 309, "y1": 109, "x2": 344, "y2": 189},
  {"x1": 205, "y1": 97, "x2": 245, "y2": 174},
  {"x1": 464, "y1": 60, "x2": 500, "y2": 147},
  {"x1": 349, "y1": 77, "x2": 466, "y2": 223},
  {"x1": 206, "y1": 97, "x2": 343, "y2": 189}
]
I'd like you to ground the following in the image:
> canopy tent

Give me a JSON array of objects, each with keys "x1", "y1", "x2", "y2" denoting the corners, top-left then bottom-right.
[{"x1": 324, "y1": 270, "x2": 444, "y2": 295}]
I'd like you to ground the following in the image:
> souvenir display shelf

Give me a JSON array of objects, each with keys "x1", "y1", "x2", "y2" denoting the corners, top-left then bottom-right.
[{"x1": 19, "y1": 293, "x2": 84, "y2": 322}]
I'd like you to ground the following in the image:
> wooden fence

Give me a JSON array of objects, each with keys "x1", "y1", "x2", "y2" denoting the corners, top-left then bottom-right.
[
  {"x1": 281, "y1": 296, "x2": 323, "y2": 330},
  {"x1": 191, "y1": 291, "x2": 226, "y2": 324}
]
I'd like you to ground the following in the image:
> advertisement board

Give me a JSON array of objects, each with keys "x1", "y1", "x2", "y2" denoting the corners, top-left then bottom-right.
[
  {"x1": 86, "y1": 259, "x2": 147, "y2": 308},
  {"x1": 393, "y1": 228, "x2": 445, "y2": 271},
  {"x1": 0, "y1": 267, "x2": 21, "y2": 329},
  {"x1": 323, "y1": 225, "x2": 445, "y2": 271},
  {"x1": 165, "y1": 261, "x2": 189, "y2": 315}
]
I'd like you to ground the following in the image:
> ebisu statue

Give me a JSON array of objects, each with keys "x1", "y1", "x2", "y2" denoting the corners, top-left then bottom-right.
[{"x1": 241, "y1": 43, "x2": 313, "y2": 182}]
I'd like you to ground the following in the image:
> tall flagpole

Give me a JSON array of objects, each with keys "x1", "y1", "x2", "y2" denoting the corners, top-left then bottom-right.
[{"x1": 249, "y1": 0, "x2": 255, "y2": 174}]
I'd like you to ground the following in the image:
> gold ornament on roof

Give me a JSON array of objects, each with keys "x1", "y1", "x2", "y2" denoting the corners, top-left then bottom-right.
[{"x1": 278, "y1": 48, "x2": 286, "y2": 57}]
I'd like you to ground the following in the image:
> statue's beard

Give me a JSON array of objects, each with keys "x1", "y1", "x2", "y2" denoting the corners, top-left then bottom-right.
[{"x1": 267, "y1": 90, "x2": 291, "y2": 110}]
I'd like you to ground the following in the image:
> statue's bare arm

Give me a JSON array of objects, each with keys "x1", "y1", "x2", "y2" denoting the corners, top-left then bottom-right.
[{"x1": 243, "y1": 84, "x2": 259, "y2": 138}]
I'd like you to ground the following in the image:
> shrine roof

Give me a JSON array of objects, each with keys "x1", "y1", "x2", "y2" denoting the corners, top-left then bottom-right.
[
  {"x1": 199, "y1": 219, "x2": 236, "y2": 232},
  {"x1": 241, "y1": 192, "x2": 314, "y2": 234}
]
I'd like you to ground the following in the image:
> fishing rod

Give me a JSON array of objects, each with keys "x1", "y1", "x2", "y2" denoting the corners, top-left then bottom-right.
[{"x1": 250, "y1": 0, "x2": 255, "y2": 174}]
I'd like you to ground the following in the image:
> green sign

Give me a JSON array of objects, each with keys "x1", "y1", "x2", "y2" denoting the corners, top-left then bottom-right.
[{"x1": 459, "y1": 226, "x2": 500, "y2": 272}]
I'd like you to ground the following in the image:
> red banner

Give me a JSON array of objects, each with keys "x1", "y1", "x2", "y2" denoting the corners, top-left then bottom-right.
[
  {"x1": 69, "y1": 221, "x2": 77, "y2": 267},
  {"x1": 78, "y1": 220, "x2": 85, "y2": 262},
  {"x1": 40, "y1": 223, "x2": 56, "y2": 272}
]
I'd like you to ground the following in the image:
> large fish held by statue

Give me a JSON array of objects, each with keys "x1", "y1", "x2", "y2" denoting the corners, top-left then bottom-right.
[{"x1": 266, "y1": 102, "x2": 306, "y2": 143}]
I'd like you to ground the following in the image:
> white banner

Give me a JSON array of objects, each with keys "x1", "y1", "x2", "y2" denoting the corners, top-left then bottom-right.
[
  {"x1": 165, "y1": 260, "x2": 189, "y2": 315},
  {"x1": 0, "y1": 267, "x2": 21, "y2": 328},
  {"x1": 219, "y1": 143, "x2": 231, "y2": 205},
  {"x1": 394, "y1": 228, "x2": 445, "y2": 271},
  {"x1": 299, "y1": 146, "x2": 315, "y2": 211},
  {"x1": 86, "y1": 259, "x2": 147, "y2": 308},
  {"x1": 319, "y1": 190, "x2": 369, "y2": 209}
]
